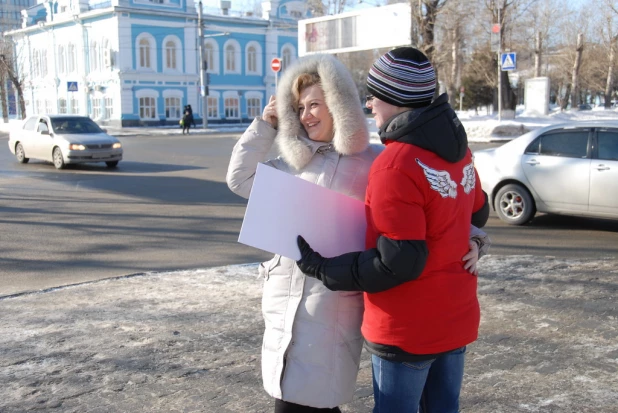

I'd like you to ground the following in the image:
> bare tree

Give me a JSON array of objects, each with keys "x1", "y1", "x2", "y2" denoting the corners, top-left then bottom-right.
[
  {"x1": 570, "y1": 33, "x2": 585, "y2": 109},
  {"x1": 307, "y1": 0, "x2": 353, "y2": 15},
  {"x1": 0, "y1": 39, "x2": 27, "y2": 119},
  {"x1": 534, "y1": 31, "x2": 542, "y2": 77},
  {"x1": 434, "y1": 0, "x2": 471, "y2": 104}
]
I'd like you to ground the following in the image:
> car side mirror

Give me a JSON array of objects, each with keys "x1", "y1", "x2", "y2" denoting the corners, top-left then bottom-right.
[{"x1": 102, "y1": 128, "x2": 108, "y2": 133}]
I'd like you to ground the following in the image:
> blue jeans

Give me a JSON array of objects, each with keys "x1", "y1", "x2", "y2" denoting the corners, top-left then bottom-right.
[{"x1": 371, "y1": 347, "x2": 466, "y2": 413}]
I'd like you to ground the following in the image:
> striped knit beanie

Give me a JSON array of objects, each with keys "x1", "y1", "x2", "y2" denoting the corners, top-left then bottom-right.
[{"x1": 367, "y1": 47, "x2": 436, "y2": 108}]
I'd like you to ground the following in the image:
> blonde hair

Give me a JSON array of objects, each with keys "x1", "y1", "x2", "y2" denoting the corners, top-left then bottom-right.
[{"x1": 292, "y1": 73, "x2": 321, "y2": 112}]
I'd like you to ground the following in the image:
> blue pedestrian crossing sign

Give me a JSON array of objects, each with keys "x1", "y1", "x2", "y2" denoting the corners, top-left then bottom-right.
[
  {"x1": 501, "y1": 53, "x2": 516, "y2": 71},
  {"x1": 67, "y1": 81, "x2": 78, "y2": 92}
]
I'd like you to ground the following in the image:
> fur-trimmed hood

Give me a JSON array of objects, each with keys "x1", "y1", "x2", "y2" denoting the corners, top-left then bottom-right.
[{"x1": 275, "y1": 54, "x2": 369, "y2": 170}]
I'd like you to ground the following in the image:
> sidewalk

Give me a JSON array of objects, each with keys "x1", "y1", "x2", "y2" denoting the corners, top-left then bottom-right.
[{"x1": 1, "y1": 256, "x2": 617, "y2": 412}]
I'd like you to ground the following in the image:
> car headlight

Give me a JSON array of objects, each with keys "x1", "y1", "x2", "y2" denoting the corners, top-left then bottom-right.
[
  {"x1": 112, "y1": 143, "x2": 122, "y2": 149},
  {"x1": 69, "y1": 144, "x2": 86, "y2": 150}
]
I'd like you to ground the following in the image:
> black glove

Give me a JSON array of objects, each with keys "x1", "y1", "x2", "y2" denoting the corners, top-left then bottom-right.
[{"x1": 296, "y1": 235, "x2": 326, "y2": 280}]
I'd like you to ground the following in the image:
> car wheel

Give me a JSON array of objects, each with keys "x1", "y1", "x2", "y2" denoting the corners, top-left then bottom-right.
[
  {"x1": 494, "y1": 183, "x2": 536, "y2": 225},
  {"x1": 15, "y1": 143, "x2": 29, "y2": 163},
  {"x1": 106, "y1": 161, "x2": 119, "y2": 168},
  {"x1": 53, "y1": 147, "x2": 65, "y2": 169}
]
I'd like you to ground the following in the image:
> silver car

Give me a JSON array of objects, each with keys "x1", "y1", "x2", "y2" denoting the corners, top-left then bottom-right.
[
  {"x1": 474, "y1": 120, "x2": 618, "y2": 225},
  {"x1": 8, "y1": 115, "x2": 123, "y2": 169}
]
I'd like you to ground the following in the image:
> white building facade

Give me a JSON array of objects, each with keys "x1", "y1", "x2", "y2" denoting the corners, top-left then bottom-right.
[{"x1": 5, "y1": 0, "x2": 304, "y2": 126}]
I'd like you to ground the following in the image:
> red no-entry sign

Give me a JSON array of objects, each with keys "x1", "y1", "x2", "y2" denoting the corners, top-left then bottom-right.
[{"x1": 271, "y1": 58, "x2": 282, "y2": 73}]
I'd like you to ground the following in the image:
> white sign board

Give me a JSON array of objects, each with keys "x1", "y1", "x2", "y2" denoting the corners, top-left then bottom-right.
[
  {"x1": 238, "y1": 163, "x2": 367, "y2": 260},
  {"x1": 298, "y1": 3, "x2": 411, "y2": 56},
  {"x1": 524, "y1": 77, "x2": 550, "y2": 116}
]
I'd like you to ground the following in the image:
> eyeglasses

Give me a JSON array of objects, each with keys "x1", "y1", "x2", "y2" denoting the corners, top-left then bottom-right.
[{"x1": 365, "y1": 95, "x2": 375, "y2": 103}]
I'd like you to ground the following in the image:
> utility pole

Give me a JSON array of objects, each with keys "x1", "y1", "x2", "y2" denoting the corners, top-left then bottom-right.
[{"x1": 198, "y1": 1, "x2": 208, "y2": 129}]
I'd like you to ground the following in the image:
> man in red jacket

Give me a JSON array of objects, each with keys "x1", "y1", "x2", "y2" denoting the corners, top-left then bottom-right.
[{"x1": 296, "y1": 47, "x2": 489, "y2": 412}]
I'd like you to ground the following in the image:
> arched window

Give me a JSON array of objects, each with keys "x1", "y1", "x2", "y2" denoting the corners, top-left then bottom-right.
[
  {"x1": 136, "y1": 33, "x2": 157, "y2": 70},
  {"x1": 223, "y1": 40, "x2": 240, "y2": 74},
  {"x1": 40, "y1": 50, "x2": 48, "y2": 77},
  {"x1": 32, "y1": 50, "x2": 40, "y2": 77},
  {"x1": 102, "y1": 38, "x2": 112, "y2": 70},
  {"x1": 165, "y1": 40, "x2": 176, "y2": 69},
  {"x1": 281, "y1": 44, "x2": 296, "y2": 72},
  {"x1": 225, "y1": 44, "x2": 235, "y2": 72},
  {"x1": 245, "y1": 41, "x2": 262, "y2": 75},
  {"x1": 91, "y1": 41, "x2": 100, "y2": 71},
  {"x1": 67, "y1": 44, "x2": 76, "y2": 73},
  {"x1": 163, "y1": 35, "x2": 181, "y2": 71},
  {"x1": 204, "y1": 39, "x2": 219, "y2": 73},
  {"x1": 139, "y1": 38, "x2": 151, "y2": 68},
  {"x1": 58, "y1": 46, "x2": 65, "y2": 74}
]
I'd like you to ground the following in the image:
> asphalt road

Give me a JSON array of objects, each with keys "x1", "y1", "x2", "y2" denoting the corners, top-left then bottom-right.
[{"x1": 1, "y1": 132, "x2": 618, "y2": 296}]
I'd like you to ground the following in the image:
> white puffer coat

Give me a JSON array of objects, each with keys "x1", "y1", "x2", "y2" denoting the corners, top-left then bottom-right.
[{"x1": 226, "y1": 55, "x2": 383, "y2": 408}]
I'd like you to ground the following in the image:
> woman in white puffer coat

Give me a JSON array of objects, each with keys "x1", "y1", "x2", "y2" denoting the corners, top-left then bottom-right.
[
  {"x1": 226, "y1": 55, "x2": 487, "y2": 412},
  {"x1": 227, "y1": 54, "x2": 381, "y2": 412}
]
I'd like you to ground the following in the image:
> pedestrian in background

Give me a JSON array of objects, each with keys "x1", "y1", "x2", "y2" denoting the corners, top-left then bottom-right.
[
  {"x1": 227, "y1": 53, "x2": 488, "y2": 412},
  {"x1": 182, "y1": 105, "x2": 194, "y2": 135},
  {"x1": 296, "y1": 47, "x2": 490, "y2": 413}
]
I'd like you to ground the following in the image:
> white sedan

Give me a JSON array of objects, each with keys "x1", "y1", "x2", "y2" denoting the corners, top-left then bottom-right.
[
  {"x1": 8, "y1": 115, "x2": 123, "y2": 169},
  {"x1": 474, "y1": 120, "x2": 618, "y2": 225}
]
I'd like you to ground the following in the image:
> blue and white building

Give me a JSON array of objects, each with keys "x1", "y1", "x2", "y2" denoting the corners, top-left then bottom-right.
[{"x1": 4, "y1": 0, "x2": 306, "y2": 126}]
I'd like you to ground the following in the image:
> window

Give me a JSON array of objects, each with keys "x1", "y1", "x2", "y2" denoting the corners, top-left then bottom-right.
[
  {"x1": 139, "y1": 96, "x2": 157, "y2": 119},
  {"x1": 91, "y1": 41, "x2": 100, "y2": 71},
  {"x1": 40, "y1": 50, "x2": 48, "y2": 77},
  {"x1": 224, "y1": 96, "x2": 239, "y2": 118},
  {"x1": 282, "y1": 47, "x2": 292, "y2": 71},
  {"x1": 165, "y1": 96, "x2": 181, "y2": 119},
  {"x1": 246, "y1": 97, "x2": 261, "y2": 118},
  {"x1": 105, "y1": 97, "x2": 113, "y2": 119},
  {"x1": 166, "y1": 40, "x2": 176, "y2": 69},
  {"x1": 59, "y1": 98, "x2": 67, "y2": 114},
  {"x1": 247, "y1": 45, "x2": 257, "y2": 73},
  {"x1": 58, "y1": 46, "x2": 65, "y2": 74},
  {"x1": 32, "y1": 50, "x2": 40, "y2": 77},
  {"x1": 37, "y1": 120, "x2": 49, "y2": 134},
  {"x1": 204, "y1": 39, "x2": 219, "y2": 73},
  {"x1": 45, "y1": 100, "x2": 53, "y2": 114},
  {"x1": 225, "y1": 44, "x2": 236, "y2": 72},
  {"x1": 67, "y1": 44, "x2": 76, "y2": 73},
  {"x1": 207, "y1": 96, "x2": 218, "y2": 118},
  {"x1": 70, "y1": 97, "x2": 80, "y2": 114},
  {"x1": 526, "y1": 130, "x2": 589, "y2": 158},
  {"x1": 34, "y1": 100, "x2": 41, "y2": 114},
  {"x1": 23, "y1": 116, "x2": 38, "y2": 130},
  {"x1": 245, "y1": 42, "x2": 262, "y2": 75},
  {"x1": 138, "y1": 36, "x2": 154, "y2": 69},
  {"x1": 223, "y1": 40, "x2": 240, "y2": 74},
  {"x1": 92, "y1": 97, "x2": 101, "y2": 119},
  {"x1": 597, "y1": 131, "x2": 618, "y2": 161}
]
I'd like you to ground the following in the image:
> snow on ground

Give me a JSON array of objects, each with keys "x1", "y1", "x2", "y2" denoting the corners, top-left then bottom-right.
[{"x1": 1, "y1": 257, "x2": 617, "y2": 412}]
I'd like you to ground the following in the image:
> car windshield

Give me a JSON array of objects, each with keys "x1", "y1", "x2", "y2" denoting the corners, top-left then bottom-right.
[{"x1": 50, "y1": 117, "x2": 104, "y2": 134}]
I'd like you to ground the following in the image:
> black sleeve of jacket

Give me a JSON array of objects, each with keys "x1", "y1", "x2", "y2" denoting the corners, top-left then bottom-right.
[
  {"x1": 471, "y1": 190, "x2": 489, "y2": 228},
  {"x1": 318, "y1": 236, "x2": 428, "y2": 293}
]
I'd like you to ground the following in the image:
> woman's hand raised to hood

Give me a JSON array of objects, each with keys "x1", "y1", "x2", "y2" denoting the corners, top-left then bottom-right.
[{"x1": 262, "y1": 95, "x2": 278, "y2": 130}]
